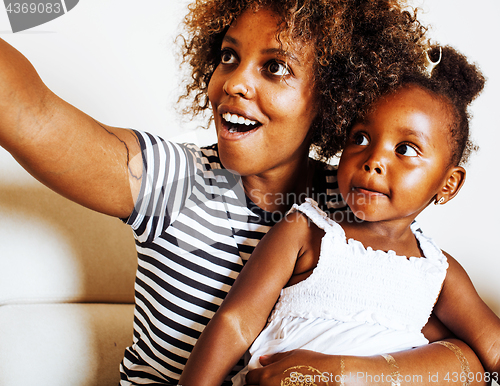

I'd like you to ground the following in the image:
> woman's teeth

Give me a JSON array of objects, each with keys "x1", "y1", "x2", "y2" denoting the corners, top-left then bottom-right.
[{"x1": 222, "y1": 112, "x2": 257, "y2": 126}]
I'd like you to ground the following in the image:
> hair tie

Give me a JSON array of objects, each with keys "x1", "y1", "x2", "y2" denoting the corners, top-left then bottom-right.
[{"x1": 424, "y1": 46, "x2": 442, "y2": 77}]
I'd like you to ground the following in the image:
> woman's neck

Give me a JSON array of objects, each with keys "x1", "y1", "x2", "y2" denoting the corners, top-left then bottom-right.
[{"x1": 242, "y1": 158, "x2": 315, "y2": 215}]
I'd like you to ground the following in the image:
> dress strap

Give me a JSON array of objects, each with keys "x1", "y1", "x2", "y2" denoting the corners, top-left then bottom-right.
[{"x1": 288, "y1": 198, "x2": 339, "y2": 232}]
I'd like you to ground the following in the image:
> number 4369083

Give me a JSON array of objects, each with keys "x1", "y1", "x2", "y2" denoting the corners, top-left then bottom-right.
[{"x1": 6, "y1": 2, "x2": 62, "y2": 14}]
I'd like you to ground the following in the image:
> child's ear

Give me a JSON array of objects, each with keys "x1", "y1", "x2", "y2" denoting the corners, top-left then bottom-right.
[{"x1": 435, "y1": 166, "x2": 466, "y2": 205}]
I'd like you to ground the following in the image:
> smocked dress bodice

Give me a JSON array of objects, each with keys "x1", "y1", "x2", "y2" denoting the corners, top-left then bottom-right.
[{"x1": 232, "y1": 198, "x2": 448, "y2": 385}]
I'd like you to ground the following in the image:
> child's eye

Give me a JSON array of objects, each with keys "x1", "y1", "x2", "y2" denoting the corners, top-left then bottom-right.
[
  {"x1": 220, "y1": 49, "x2": 237, "y2": 64},
  {"x1": 352, "y1": 132, "x2": 369, "y2": 146},
  {"x1": 265, "y1": 60, "x2": 290, "y2": 77},
  {"x1": 396, "y1": 143, "x2": 419, "y2": 157}
]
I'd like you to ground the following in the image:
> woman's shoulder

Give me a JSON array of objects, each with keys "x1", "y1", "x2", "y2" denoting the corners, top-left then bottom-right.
[
  {"x1": 132, "y1": 130, "x2": 224, "y2": 167},
  {"x1": 310, "y1": 159, "x2": 347, "y2": 213},
  {"x1": 311, "y1": 158, "x2": 338, "y2": 175}
]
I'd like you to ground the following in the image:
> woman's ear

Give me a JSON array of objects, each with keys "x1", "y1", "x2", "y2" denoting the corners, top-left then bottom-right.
[{"x1": 435, "y1": 166, "x2": 466, "y2": 205}]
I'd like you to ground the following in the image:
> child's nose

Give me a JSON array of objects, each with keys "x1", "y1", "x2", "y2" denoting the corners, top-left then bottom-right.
[
  {"x1": 364, "y1": 162, "x2": 383, "y2": 174},
  {"x1": 363, "y1": 151, "x2": 386, "y2": 175}
]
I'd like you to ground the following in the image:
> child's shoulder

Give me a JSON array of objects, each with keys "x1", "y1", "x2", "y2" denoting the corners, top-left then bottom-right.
[
  {"x1": 265, "y1": 207, "x2": 323, "y2": 258},
  {"x1": 440, "y1": 251, "x2": 466, "y2": 281},
  {"x1": 286, "y1": 198, "x2": 346, "y2": 233}
]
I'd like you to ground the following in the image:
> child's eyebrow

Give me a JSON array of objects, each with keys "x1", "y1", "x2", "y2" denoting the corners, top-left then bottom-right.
[
  {"x1": 222, "y1": 35, "x2": 301, "y2": 66},
  {"x1": 401, "y1": 128, "x2": 430, "y2": 145}
]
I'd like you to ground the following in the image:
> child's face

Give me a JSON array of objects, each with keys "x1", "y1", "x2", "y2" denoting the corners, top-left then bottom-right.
[
  {"x1": 208, "y1": 8, "x2": 318, "y2": 177},
  {"x1": 337, "y1": 85, "x2": 455, "y2": 223}
]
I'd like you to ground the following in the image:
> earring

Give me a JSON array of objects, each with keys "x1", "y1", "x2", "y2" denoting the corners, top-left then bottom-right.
[{"x1": 434, "y1": 197, "x2": 445, "y2": 205}]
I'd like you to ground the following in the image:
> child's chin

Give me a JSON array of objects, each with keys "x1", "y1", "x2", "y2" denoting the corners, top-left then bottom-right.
[{"x1": 349, "y1": 208, "x2": 380, "y2": 223}]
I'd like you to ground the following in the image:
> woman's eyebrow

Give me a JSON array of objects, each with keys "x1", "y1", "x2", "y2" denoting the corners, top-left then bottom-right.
[
  {"x1": 222, "y1": 35, "x2": 238, "y2": 46},
  {"x1": 262, "y1": 48, "x2": 301, "y2": 66},
  {"x1": 222, "y1": 35, "x2": 301, "y2": 66}
]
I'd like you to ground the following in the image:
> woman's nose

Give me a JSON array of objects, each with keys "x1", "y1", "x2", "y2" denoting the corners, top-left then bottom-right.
[{"x1": 223, "y1": 65, "x2": 255, "y2": 99}]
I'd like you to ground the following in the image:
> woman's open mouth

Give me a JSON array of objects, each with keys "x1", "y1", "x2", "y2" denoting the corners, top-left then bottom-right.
[{"x1": 222, "y1": 112, "x2": 261, "y2": 133}]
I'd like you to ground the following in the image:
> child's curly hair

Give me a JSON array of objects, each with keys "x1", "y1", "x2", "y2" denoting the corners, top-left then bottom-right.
[
  {"x1": 394, "y1": 46, "x2": 485, "y2": 166},
  {"x1": 178, "y1": 0, "x2": 428, "y2": 160}
]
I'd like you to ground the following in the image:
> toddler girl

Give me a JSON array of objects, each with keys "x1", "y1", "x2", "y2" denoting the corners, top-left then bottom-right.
[{"x1": 179, "y1": 46, "x2": 500, "y2": 385}]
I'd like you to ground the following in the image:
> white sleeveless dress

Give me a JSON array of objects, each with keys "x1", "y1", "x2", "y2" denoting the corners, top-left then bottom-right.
[{"x1": 232, "y1": 198, "x2": 448, "y2": 385}]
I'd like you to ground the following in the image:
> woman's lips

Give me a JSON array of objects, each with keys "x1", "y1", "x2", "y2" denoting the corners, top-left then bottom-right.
[
  {"x1": 218, "y1": 111, "x2": 262, "y2": 138},
  {"x1": 222, "y1": 112, "x2": 258, "y2": 127}
]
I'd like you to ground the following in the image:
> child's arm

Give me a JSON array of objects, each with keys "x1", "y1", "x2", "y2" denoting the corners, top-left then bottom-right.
[
  {"x1": 179, "y1": 211, "x2": 320, "y2": 385},
  {"x1": 433, "y1": 251, "x2": 500, "y2": 374},
  {"x1": 0, "y1": 39, "x2": 141, "y2": 218}
]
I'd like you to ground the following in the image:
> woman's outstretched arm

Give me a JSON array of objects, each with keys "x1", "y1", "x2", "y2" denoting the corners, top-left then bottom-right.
[{"x1": 0, "y1": 38, "x2": 142, "y2": 218}]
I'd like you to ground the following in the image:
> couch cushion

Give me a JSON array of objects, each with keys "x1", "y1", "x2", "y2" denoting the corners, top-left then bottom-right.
[
  {"x1": 0, "y1": 303, "x2": 134, "y2": 386},
  {"x1": 0, "y1": 187, "x2": 137, "y2": 305}
]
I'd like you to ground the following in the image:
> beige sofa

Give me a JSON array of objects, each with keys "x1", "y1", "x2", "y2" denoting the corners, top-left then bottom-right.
[{"x1": 0, "y1": 186, "x2": 137, "y2": 386}]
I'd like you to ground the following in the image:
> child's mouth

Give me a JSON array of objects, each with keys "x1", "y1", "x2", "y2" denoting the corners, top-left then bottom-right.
[
  {"x1": 354, "y1": 186, "x2": 388, "y2": 197},
  {"x1": 222, "y1": 112, "x2": 261, "y2": 133}
]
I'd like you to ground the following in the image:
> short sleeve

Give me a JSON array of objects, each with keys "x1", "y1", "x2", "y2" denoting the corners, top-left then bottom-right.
[{"x1": 125, "y1": 130, "x2": 201, "y2": 244}]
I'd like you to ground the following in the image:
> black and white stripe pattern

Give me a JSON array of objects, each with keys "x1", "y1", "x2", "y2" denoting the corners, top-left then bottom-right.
[{"x1": 120, "y1": 130, "x2": 344, "y2": 384}]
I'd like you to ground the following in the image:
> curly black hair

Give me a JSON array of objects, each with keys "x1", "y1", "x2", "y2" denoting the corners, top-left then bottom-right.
[
  {"x1": 394, "y1": 45, "x2": 485, "y2": 166},
  {"x1": 177, "y1": 0, "x2": 428, "y2": 160}
]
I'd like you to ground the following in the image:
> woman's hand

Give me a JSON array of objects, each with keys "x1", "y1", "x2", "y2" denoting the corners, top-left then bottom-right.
[
  {"x1": 245, "y1": 340, "x2": 488, "y2": 385},
  {"x1": 245, "y1": 350, "x2": 335, "y2": 386}
]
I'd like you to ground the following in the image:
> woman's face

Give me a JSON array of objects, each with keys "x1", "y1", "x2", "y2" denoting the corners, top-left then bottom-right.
[{"x1": 208, "y1": 8, "x2": 318, "y2": 178}]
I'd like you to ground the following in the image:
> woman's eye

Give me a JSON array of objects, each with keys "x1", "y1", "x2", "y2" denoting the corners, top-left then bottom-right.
[
  {"x1": 353, "y1": 133, "x2": 369, "y2": 146},
  {"x1": 396, "y1": 144, "x2": 418, "y2": 157},
  {"x1": 220, "y1": 50, "x2": 237, "y2": 64},
  {"x1": 266, "y1": 61, "x2": 290, "y2": 76}
]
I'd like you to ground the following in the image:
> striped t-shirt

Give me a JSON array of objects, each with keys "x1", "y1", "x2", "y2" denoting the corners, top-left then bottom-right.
[{"x1": 120, "y1": 130, "x2": 345, "y2": 384}]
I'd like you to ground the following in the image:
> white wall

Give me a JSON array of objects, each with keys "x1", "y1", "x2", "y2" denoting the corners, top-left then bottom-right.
[
  {"x1": 414, "y1": 1, "x2": 500, "y2": 316},
  {"x1": 0, "y1": 0, "x2": 497, "y2": 316}
]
